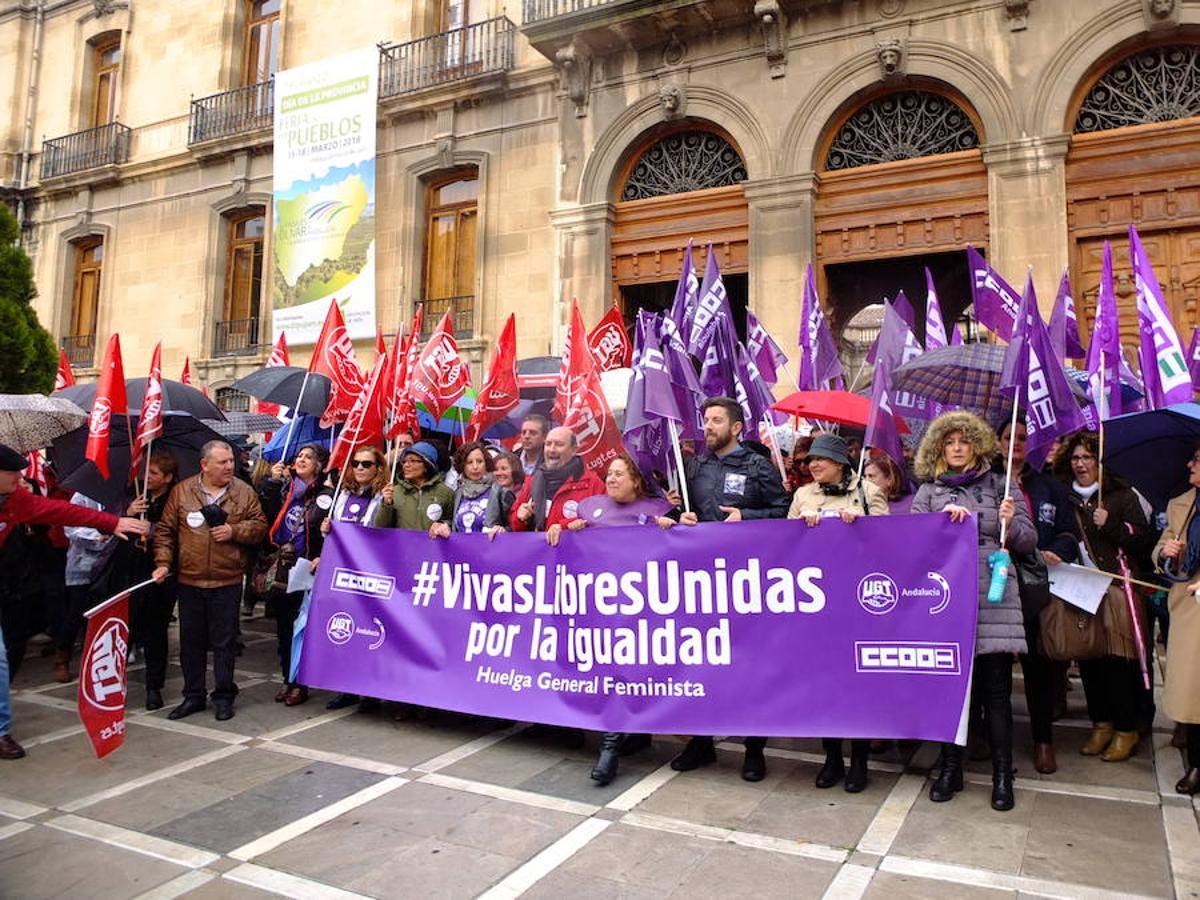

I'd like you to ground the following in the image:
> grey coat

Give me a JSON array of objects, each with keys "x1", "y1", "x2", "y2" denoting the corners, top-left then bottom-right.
[{"x1": 911, "y1": 470, "x2": 1036, "y2": 656}]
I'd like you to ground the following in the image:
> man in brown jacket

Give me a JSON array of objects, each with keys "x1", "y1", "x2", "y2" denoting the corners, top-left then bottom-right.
[{"x1": 152, "y1": 440, "x2": 267, "y2": 721}]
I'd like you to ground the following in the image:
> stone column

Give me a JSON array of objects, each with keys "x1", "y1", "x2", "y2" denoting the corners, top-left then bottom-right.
[
  {"x1": 548, "y1": 201, "x2": 614, "y2": 353},
  {"x1": 982, "y1": 135, "x2": 1071, "y2": 315}
]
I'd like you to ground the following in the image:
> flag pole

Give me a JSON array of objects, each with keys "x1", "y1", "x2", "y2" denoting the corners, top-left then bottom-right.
[
  {"x1": 140, "y1": 437, "x2": 153, "y2": 511},
  {"x1": 667, "y1": 418, "x2": 691, "y2": 514},
  {"x1": 999, "y1": 397, "x2": 1021, "y2": 547},
  {"x1": 280, "y1": 371, "x2": 311, "y2": 465},
  {"x1": 763, "y1": 414, "x2": 786, "y2": 483},
  {"x1": 124, "y1": 414, "x2": 141, "y2": 497},
  {"x1": 1097, "y1": 350, "x2": 1108, "y2": 506}
]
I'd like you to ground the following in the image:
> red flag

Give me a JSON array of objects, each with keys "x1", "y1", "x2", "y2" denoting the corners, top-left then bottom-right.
[
  {"x1": 86, "y1": 335, "x2": 128, "y2": 479},
  {"x1": 328, "y1": 355, "x2": 387, "y2": 472},
  {"x1": 132, "y1": 343, "x2": 164, "y2": 475},
  {"x1": 587, "y1": 304, "x2": 632, "y2": 372},
  {"x1": 375, "y1": 327, "x2": 387, "y2": 358},
  {"x1": 258, "y1": 333, "x2": 290, "y2": 433},
  {"x1": 77, "y1": 590, "x2": 130, "y2": 759},
  {"x1": 180, "y1": 357, "x2": 192, "y2": 385},
  {"x1": 310, "y1": 300, "x2": 365, "y2": 426},
  {"x1": 563, "y1": 339, "x2": 624, "y2": 476},
  {"x1": 410, "y1": 311, "x2": 470, "y2": 422},
  {"x1": 553, "y1": 300, "x2": 587, "y2": 423},
  {"x1": 55, "y1": 348, "x2": 75, "y2": 391},
  {"x1": 466, "y1": 315, "x2": 519, "y2": 442}
]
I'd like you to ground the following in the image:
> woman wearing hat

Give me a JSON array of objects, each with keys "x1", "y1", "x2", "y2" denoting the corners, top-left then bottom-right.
[
  {"x1": 259, "y1": 443, "x2": 334, "y2": 707},
  {"x1": 788, "y1": 433, "x2": 888, "y2": 792},
  {"x1": 374, "y1": 441, "x2": 455, "y2": 533}
]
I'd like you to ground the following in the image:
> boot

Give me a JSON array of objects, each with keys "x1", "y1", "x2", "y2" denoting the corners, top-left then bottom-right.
[
  {"x1": 591, "y1": 733, "x2": 620, "y2": 786},
  {"x1": 741, "y1": 743, "x2": 766, "y2": 783},
  {"x1": 929, "y1": 744, "x2": 963, "y2": 802},
  {"x1": 52, "y1": 650, "x2": 71, "y2": 683},
  {"x1": 1100, "y1": 730, "x2": 1138, "y2": 762},
  {"x1": 1033, "y1": 743, "x2": 1057, "y2": 775},
  {"x1": 991, "y1": 760, "x2": 1015, "y2": 812},
  {"x1": 1176, "y1": 768, "x2": 1200, "y2": 795},
  {"x1": 844, "y1": 741, "x2": 869, "y2": 793},
  {"x1": 1080, "y1": 722, "x2": 1114, "y2": 756},
  {"x1": 670, "y1": 737, "x2": 716, "y2": 772},
  {"x1": 815, "y1": 738, "x2": 845, "y2": 789}
]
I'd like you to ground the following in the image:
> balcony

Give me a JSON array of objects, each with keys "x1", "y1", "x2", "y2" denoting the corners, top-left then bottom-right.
[
  {"x1": 189, "y1": 80, "x2": 274, "y2": 149},
  {"x1": 40, "y1": 123, "x2": 131, "y2": 181},
  {"x1": 213, "y1": 318, "x2": 261, "y2": 358},
  {"x1": 61, "y1": 334, "x2": 96, "y2": 368},
  {"x1": 380, "y1": 17, "x2": 514, "y2": 100},
  {"x1": 416, "y1": 296, "x2": 474, "y2": 339}
]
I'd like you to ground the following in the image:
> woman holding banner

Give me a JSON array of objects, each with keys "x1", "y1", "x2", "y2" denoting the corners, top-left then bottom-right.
[
  {"x1": 912, "y1": 411, "x2": 1035, "y2": 812},
  {"x1": 430, "y1": 441, "x2": 496, "y2": 537},
  {"x1": 788, "y1": 434, "x2": 888, "y2": 793},
  {"x1": 483, "y1": 451, "x2": 524, "y2": 534},
  {"x1": 1053, "y1": 432, "x2": 1153, "y2": 763}
]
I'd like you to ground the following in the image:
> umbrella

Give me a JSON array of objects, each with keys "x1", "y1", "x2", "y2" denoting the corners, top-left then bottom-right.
[
  {"x1": 52, "y1": 412, "x2": 226, "y2": 509},
  {"x1": 260, "y1": 413, "x2": 338, "y2": 462},
  {"x1": 1102, "y1": 403, "x2": 1200, "y2": 509},
  {"x1": 417, "y1": 388, "x2": 477, "y2": 436},
  {"x1": 516, "y1": 356, "x2": 560, "y2": 400},
  {"x1": 232, "y1": 367, "x2": 332, "y2": 417},
  {"x1": 202, "y1": 411, "x2": 283, "y2": 437},
  {"x1": 55, "y1": 379, "x2": 224, "y2": 421},
  {"x1": 0, "y1": 394, "x2": 88, "y2": 452},
  {"x1": 772, "y1": 390, "x2": 909, "y2": 433},
  {"x1": 1064, "y1": 367, "x2": 1145, "y2": 405}
]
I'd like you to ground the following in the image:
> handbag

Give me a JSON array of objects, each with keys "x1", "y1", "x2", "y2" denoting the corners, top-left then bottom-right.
[
  {"x1": 1014, "y1": 547, "x2": 1052, "y2": 618},
  {"x1": 1038, "y1": 596, "x2": 1106, "y2": 661}
]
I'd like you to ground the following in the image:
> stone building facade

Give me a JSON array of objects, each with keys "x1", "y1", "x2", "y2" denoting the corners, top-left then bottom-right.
[{"x1": 1, "y1": 0, "x2": 1198, "y2": 401}]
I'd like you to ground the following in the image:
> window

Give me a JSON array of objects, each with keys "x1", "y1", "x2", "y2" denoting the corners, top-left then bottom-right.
[
  {"x1": 216, "y1": 387, "x2": 252, "y2": 413},
  {"x1": 621, "y1": 130, "x2": 747, "y2": 201},
  {"x1": 91, "y1": 35, "x2": 121, "y2": 127},
  {"x1": 823, "y1": 91, "x2": 980, "y2": 172},
  {"x1": 1074, "y1": 45, "x2": 1200, "y2": 134},
  {"x1": 422, "y1": 171, "x2": 477, "y2": 335},
  {"x1": 65, "y1": 238, "x2": 103, "y2": 365},
  {"x1": 217, "y1": 211, "x2": 265, "y2": 355},
  {"x1": 244, "y1": 0, "x2": 281, "y2": 85},
  {"x1": 440, "y1": 0, "x2": 487, "y2": 69}
]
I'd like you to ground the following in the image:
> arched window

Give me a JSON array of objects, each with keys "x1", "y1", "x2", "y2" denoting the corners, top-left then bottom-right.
[
  {"x1": 620, "y1": 130, "x2": 747, "y2": 201},
  {"x1": 824, "y1": 91, "x2": 980, "y2": 172},
  {"x1": 1074, "y1": 45, "x2": 1200, "y2": 134}
]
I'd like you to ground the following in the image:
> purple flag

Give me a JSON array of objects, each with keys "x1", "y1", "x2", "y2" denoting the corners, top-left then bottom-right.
[
  {"x1": 1188, "y1": 326, "x2": 1200, "y2": 391},
  {"x1": 1085, "y1": 242, "x2": 1123, "y2": 419},
  {"x1": 865, "y1": 301, "x2": 909, "y2": 468},
  {"x1": 924, "y1": 268, "x2": 950, "y2": 351},
  {"x1": 687, "y1": 245, "x2": 733, "y2": 360},
  {"x1": 798, "y1": 264, "x2": 845, "y2": 391},
  {"x1": 1048, "y1": 271, "x2": 1086, "y2": 360},
  {"x1": 967, "y1": 245, "x2": 1020, "y2": 340},
  {"x1": 1130, "y1": 225, "x2": 1192, "y2": 408},
  {"x1": 1000, "y1": 276, "x2": 1087, "y2": 470},
  {"x1": 624, "y1": 312, "x2": 686, "y2": 479},
  {"x1": 732, "y1": 341, "x2": 783, "y2": 442},
  {"x1": 950, "y1": 321, "x2": 964, "y2": 346},
  {"x1": 866, "y1": 293, "x2": 920, "y2": 367},
  {"x1": 668, "y1": 241, "x2": 699, "y2": 350},
  {"x1": 746, "y1": 309, "x2": 789, "y2": 389},
  {"x1": 886, "y1": 292, "x2": 935, "y2": 421}
]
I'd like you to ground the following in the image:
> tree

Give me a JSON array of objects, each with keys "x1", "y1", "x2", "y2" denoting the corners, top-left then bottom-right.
[{"x1": 0, "y1": 205, "x2": 56, "y2": 393}]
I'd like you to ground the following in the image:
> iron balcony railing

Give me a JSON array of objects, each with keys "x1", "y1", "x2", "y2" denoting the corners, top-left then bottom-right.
[
  {"x1": 380, "y1": 17, "x2": 514, "y2": 98},
  {"x1": 522, "y1": 0, "x2": 617, "y2": 24},
  {"x1": 416, "y1": 296, "x2": 474, "y2": 339},
  {"x1": 189, "y1": 79, "x2": 274, "y2": 145},
  {"x1": 40, "y1": 123, "x2": 131, "y2": 180},
  {"x1": 213, "y1": 317, "x2": 261, "y2": 357},
  {"x1": 61, "y1": 333, "x2": 96, "y2": 367}
]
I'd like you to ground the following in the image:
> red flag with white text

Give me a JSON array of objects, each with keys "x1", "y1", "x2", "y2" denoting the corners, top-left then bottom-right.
[
  {"x1": 328, "y1": 355, "x2": 387, "y2": 472},
  {"x1": 553, "y1": 300, "x2": 587, "y2": 423},
  {"x1": 310, "y1": 300, "x2": 365, "y2": 427},
  {"x1": 563, "y1": 344, "x2": 624, "y2": 476},
  {"x1": 55, "y1": 348, "x2": 75, "y2": 391},
  {"x1": 85, "y1": 335, "x2": 128, "y2": 479},
  {"x1": 77, "y1": 590, "x2": 130, "y2": 759},
  {"x1": 466, "y1": 314, "x2": 519, "y2": 442},
  {"x1": 587, "y1": 304, "x2": 632, "y2": 372},
  {"x1": 180, "y1": 357, "x2": 192, "y2": 385},
  {"x1": 410, "y1": 311, "x2": 470, "y2": 422},
  {"x1": 132, "y1": 342, "x2": 164, "y2": 475}
]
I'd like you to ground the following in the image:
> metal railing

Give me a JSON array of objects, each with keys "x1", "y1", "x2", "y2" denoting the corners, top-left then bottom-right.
[
  {"x1": 416, "y1": 296, "x2": 474, "y2": 338},
  {"x1": 40, "y1": 123, "x2": 131, "y2": 180},
  {"x1": 523, "y1": 0, "x2": 617, "y2": 24},
  {"x1": 380, "y1": 17, "x2": 514, "y2": 98},
  {"x1": 213, "y1": 317, "x2": 260, "y2": 357},
  {"x1": 61, "y1": 333, "x2": 96, "y2": 367},
  {"x1": 189, "y1": 79, "x2": 274, "y2": 145}
]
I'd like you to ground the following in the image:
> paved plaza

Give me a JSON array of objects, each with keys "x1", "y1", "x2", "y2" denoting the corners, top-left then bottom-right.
[{"x1": 2, "y1": 618, "x2": 1198, "y2": 899}]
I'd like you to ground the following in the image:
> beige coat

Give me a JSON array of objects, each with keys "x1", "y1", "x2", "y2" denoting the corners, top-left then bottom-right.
[
  {"x1": 1155, "y1": 489, "x2": 1200, "y2": 724},
  {"x1": 788, "y1": 473, "x2": 889, "y2": 519}
]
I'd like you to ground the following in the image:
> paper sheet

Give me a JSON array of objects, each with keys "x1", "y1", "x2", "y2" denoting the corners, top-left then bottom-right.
[
  {"x1": 287, "y1": 558, "x2": 316, "y2": 594},
  {"x1": 1048, "y1": 562, "x2": 1112, "y2": 615}
]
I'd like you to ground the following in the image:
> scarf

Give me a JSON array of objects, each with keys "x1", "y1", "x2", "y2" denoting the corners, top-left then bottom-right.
[
  {"x1": 531, "y1": 456, "x2": 584, "y2": 530},
  {"x1": 458, "y1": 473, "x2": 494, "y2": 500},
  {"x1": 937, "y1": 469, "x2": 984, "y2": 488},
  {"x1": 270, "y1": 476, "x2": 313, "y2": 556},
  {"x1": 1072, "y1": 481, "x2": 1100, "y2": 500}
]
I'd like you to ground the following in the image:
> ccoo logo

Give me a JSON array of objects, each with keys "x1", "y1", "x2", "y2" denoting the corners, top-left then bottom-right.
[{"x1": 857, "y1": 572, "x2": 899, "y2": 615}]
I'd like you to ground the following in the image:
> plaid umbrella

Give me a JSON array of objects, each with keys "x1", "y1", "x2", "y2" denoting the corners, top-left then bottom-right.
[
  {"x1": 202, "y1": 411, "x2": 284, "y2": 437},
  {"x1": 1063, "y1": 366, "x2": 1144, "y2": 405},
  {"x1": 0, "y1": 394, "x2": 88, "y2": 452}
]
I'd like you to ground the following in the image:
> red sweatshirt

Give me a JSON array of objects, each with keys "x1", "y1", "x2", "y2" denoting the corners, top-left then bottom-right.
[
  {"x1": 509, "y1": 469, "x2": 605, "y2": 531},
  {"x1": 0, "y1": 487, "x2": 120, "y2": 550}
]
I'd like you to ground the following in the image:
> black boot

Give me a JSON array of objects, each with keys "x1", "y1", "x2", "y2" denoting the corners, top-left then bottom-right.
[
  {"x1": 815, "y1": 738, "x2": 845, "y2": 789},
  {"x1": 591, "y1": 732, "x2": 621, "y2": 786},
  {"x1": 929, "y1": 743, "x2": 963, "y2": 802},
  {"x1": 991, "y1": 761, "x2": 1015, "y2": 811},
  {"x1": 742, "y1": 738, "x2": 766, "y2": 782},
  {"x1": 671, "y1": 736, "x2": 716, "y2": 772},
  {"x1": 844, "y1": 740, "x2": 870, "y2": 793}
]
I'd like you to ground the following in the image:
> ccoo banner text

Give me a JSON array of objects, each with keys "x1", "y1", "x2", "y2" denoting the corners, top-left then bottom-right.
[{"x1": 297, "y1": 515, "x2": 978, "y2": 742}]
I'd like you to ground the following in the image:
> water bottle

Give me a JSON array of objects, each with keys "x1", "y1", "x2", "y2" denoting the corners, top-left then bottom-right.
[{"x1": 987, "y1": 549, "x2": 1010, "y2": 604}]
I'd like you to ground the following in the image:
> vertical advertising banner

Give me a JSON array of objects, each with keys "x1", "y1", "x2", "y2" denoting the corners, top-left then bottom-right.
[{"x1": 272, "y1": 47, "x2": 378, "y2": 344}]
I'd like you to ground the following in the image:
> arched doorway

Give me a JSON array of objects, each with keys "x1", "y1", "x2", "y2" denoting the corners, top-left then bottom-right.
[
  {"x1": 1067, "y1": 42, "x2": 1200, "y2": 345},
  {"x1": 813, "y1": 86, "x2": 988, "y2": 343},
  {"x1": 611, "y1": 124, "x2": 750, "y2": 336}
]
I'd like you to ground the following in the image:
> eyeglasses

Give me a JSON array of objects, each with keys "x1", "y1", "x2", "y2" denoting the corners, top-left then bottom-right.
[
  {"x1": 350, "y1": 460, "x2": 376, "y2": 469},
  {"x1": 1070, "y1": 454, "x2": 1096, "y2": 463},
  {"x1": 1189, "y1": 454, "x2": 1200, "y2": 465}
]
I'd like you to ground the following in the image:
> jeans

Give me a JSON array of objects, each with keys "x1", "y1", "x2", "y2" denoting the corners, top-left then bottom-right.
[
  {"x1": 177, "y1": 583, "x2": 241, "y2": 703},
  {"x1": 0, "y1": 619, "x2": 10, "y2": 736}
]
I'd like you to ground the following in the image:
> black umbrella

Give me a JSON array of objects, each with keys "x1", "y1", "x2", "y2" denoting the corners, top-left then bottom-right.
[
  {"x1": 52, "y1": 412, "x2": 226, "y2": 510},
  {"x1": 231, "y1": 366, "x2": 331, "y2": 417},
  {"x1": 55, "y1": 379, "x2": 225, "y2": 422},
  {"x1": 517, "y1": 356, "x2": 560, "y2": 400}
]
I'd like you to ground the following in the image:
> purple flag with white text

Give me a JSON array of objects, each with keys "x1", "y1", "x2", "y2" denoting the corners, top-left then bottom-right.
[
  {"x1": 669, "y1": 241, "x2": 700, "y2": 351},
  {"x1": 687, "y1": 245, "x2": 733, "y2": 360},
  {"x1": 798, "y1": 264, "x2": 845, "y2": 391},
  {"x1": 746, "y1": 309, "x2": 789, "y2": 389},
  {"x1": 967, "y1": 245, "x2": 1020, "y2": 340},
  {"x1": 1188, "y1": 326, "x2": 1200, "y2": 391},
  {"x1": 865, "y1": 301, "x2": 910, "y2": 467},
  {"x1": 1085, "y1": 242, "x2": 1123, "y2": 420},
  {"x1": 924, "y1": 268, "x2": 950, "y2": 351},
  {"x1": 1048, "y1": 271, "x2": 1086, "y2": 360},
  {"x1": 1130, "y1": 225, "x2": 1192, "y2": 408}
]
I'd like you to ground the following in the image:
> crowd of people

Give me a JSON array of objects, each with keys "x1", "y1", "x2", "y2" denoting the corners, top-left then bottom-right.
[{"x1": 1, "y1": 398, "x2": 1197, "y2": 816}]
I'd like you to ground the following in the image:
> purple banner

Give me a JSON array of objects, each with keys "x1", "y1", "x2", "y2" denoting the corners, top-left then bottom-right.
[{"x1": 297, "y1": 515, "x2": 979, "y2": 742}]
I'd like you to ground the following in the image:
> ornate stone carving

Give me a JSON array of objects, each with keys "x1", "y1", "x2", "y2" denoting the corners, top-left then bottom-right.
[
  {"x1": 878, "y1": 0, "x2": 905, "y2": 17},
  {"x1": 556, "y1": 41, "x2": 592, "y2": 118},
  {"x1": 658, "y1": 84, "x2": 685, "y2": 120},
  {"x1": 663, "y1": 34, "x2": 686, "y2": 67},
  {"x1": 1003, "y1": 0, "x2": 1029, "y2": 32},
  {"x1": 754, "y1": 0, "x2": 788, "y2": 79},
  {"x1": 825, "y1": 91, "x2": 980, "y2": 171},
  {"x1": 1143, "y1": 0, "x2": 1179, "y2": 28},
  {"x1": 1074, "y1": 45, "x2": 1200, "y2": 133},
  {"x1": 80, "y1": 0, "x2": 128, "y2": 22},
  {"x1": 875, "y1": 39, "x2": 905, "y2": 79},
  {"x1": 621, "y1": 131, "x2": 747, "y2": 201}
]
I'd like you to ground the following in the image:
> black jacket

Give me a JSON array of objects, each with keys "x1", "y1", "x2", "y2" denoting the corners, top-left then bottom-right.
[
  {"x1": 684, "y1": 444, "x2": 790, "y2": 523},
  {"x1": 1016, "y1": 467, "x2": 1080, "y2": 563}
]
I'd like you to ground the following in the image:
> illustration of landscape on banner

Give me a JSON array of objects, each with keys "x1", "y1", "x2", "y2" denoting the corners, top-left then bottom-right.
[{"x1": 272, "y1": 46, "x2": 377, "y2": 344}]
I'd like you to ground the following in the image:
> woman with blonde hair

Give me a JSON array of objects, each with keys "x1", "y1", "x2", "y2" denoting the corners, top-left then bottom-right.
[{"x1": 912, "y1": 411, "x2": 1035, "y2": 812}]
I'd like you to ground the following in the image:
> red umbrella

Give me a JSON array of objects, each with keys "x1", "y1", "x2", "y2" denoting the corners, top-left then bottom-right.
[{"x1": 771, "y1": 390, "x2": 910, "y2": 433}]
